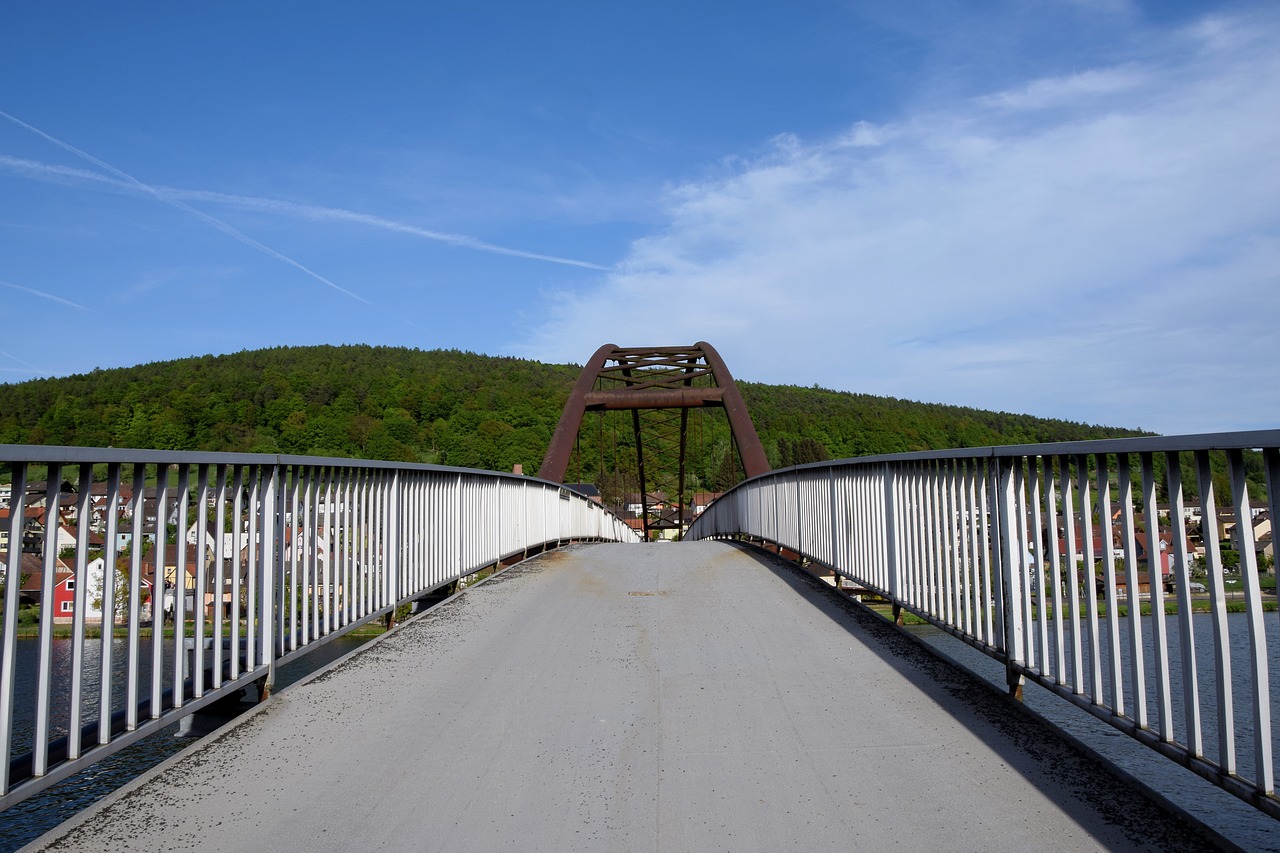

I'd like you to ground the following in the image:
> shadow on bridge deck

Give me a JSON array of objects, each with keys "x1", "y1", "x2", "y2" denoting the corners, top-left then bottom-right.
[{"x1": 26, "y1": 542, "x2": 1230, "y2": 852}]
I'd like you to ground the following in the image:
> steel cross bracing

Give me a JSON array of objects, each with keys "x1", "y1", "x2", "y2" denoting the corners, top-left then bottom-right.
[{"x1": 539, "y1": 342, "x2": 770, "y2": 540}]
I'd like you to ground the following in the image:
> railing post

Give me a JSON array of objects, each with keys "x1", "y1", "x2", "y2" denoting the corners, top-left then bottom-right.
[
  {"x1": 828, "y1": 467, "x2": 839, "y2": 577},
  {"x1": 795, "y1": 472, "x2": 804, "y2": 561},
  {"x1": 1228, "y1": 449, "x2": 1273, "y2": 796},
  {"x1": 456, "y1": 474, "x2": 464, "y2": 574},
  {"x1": 126, "y1": 463, "x2": 146, "y2": 730},
  {"x1": 995, "y1": 456, "x2": 1025, "y2": 700},
  {"x1": 34, "y1": 467, "x2": 64, "y2": 773},
  {"x1": 0, "y1": 462, "x2": 28, "y2": 794},
  {"x1": 389, "y1": 470, "x2": 401, "y2": 611},
  {"x1": 884, "y1": 465, "x2": 903, "y2": 625},
  {"x1": 771, "y1": 477, "x2": 780, "y2": 553},
  {"x1": 493, "y1": 477, "x2": 502, "y2": 567},
  {"x1": 150, "y1": 464, "x2": 167, "y2": 720},
  {"x1": 260, "y1": 464, "x2": 280, "y2": 700}
]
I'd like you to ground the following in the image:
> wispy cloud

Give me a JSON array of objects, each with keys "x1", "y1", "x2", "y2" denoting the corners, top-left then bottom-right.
[
  {"x1": 0, "y1": 153, "x2": 609, "y2": 271},
  {"x1": 519, "y1": 11, "x2": 1280, "y2": 434},
  {"x1": 975, "y1": 66, "x2": 1148, "y2": 112},
  {"x1": 0, "y1": 278, "x2": 90, "y2": 311},
  {"x1": 1059, "y1": 0, "x2": 1136, "y2": 16}
]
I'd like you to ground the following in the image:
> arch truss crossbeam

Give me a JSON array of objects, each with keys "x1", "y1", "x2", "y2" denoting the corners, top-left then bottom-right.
[{"x1": 539, "y1": 342, "x2": 770, "y2": 539}]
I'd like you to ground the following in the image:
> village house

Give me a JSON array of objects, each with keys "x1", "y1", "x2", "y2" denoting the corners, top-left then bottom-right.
[
  {"x1": 1055, "y1": 522, "x2": 1185, "y2": 580},
  {"x1": 2, "y1": 551, "x2": 77, "y2": 621},
  {"x1": 622, "y1": 491, "x2": 670, "y2": 516},
  {"x1": 82, "y1": 556, "x2": 157, "y2": 625},
  {"x1": 145, "y1": 544, "x2": 213, "y2": 621},
  {"x1": 687, "y1": 492, "x2": 722, "y2": 517},
  {"x1": 564, "y1": 484, "x2": 602, "y2": 503},
  {"x1": 1095, "y1": 569, "x2": 1157, "y2": 599},
  {"x1": 185, "y1": 516, "x2": 237, "y2": 558},
  {"x1": 1230, "y1": 511, "x2": 1273, "y2": 570},
  {"x1": 0, "y1": 506, "x2": 43, "y2": 554},
  {"x1": 49, "y1": 518, "x2": 79, "y2": 555}
]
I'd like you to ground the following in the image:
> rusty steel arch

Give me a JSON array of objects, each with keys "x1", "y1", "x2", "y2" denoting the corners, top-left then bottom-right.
[{"x1": 539, "y1": 342, "x2": 770, "y2": 538}]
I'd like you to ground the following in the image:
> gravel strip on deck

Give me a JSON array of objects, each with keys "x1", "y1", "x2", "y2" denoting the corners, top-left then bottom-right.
[{"x1": 27, "y1": 541, "x2": 1222, "y2": 852}]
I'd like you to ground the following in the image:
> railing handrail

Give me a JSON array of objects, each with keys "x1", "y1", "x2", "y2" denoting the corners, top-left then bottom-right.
[
  {"x1": 0, "y1": 443, "x2": 572, "y2": 485},
  {"x1": 731, "y1": 428, "x2": 1280, "y2": 483}
]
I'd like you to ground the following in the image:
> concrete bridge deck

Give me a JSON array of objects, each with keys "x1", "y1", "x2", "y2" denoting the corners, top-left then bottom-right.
[{"x1": 29, "y1": 542, "x2": 1219, "y2": 852}]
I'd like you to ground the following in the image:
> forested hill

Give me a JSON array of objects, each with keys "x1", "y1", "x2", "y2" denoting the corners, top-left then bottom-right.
[{"x1": 0, "y1": 345, "x2": 1143, "y2": 482}]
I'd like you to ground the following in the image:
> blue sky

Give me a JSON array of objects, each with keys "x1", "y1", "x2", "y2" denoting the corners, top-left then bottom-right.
[{"x1": 2, "y1": 1, "x2": 1277, "y2": 436}]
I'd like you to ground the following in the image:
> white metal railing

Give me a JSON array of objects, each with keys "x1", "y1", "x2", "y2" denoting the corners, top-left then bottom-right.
[
  {"x1": 0, "y1": 445, "x2": 638, "y2": 808},
  {"x1": 688, "y1": 430, "x2": 1280, "y2": 819}
]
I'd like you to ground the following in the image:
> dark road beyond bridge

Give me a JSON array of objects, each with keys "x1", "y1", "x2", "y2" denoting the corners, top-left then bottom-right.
[{"x1": 28, "y1": 542, "x2": 1219, "y2": 852}]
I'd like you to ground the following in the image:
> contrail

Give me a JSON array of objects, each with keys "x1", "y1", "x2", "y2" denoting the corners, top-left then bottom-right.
[
  {"x1": 0, "y1": 111, "x2": 370, "y2": 304},
  {"x1": 178, "y1": 189, "x2": 611, "y2": 270},
  {"x1": 0, "y1": 154, "x2": 103, "y2": 184},
  {"x1": 0, "y1": 154, "x2": 610, "y2": 270},
  {"x1": 0, "y1": 349, "x2": 36, "y2": 368},
  {"x1": 0, "y1": 278, "x2": 90, "y2": 311}
]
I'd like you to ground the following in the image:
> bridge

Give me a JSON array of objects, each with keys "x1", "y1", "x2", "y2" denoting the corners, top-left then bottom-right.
[{"x1": 1, "y1": 346, "x2": 1278, "y2": 849}]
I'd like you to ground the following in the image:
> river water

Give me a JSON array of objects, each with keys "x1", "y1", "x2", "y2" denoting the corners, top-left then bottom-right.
[{"x1": 0, "y1": 633, "x2": 374, "y2": 851}]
